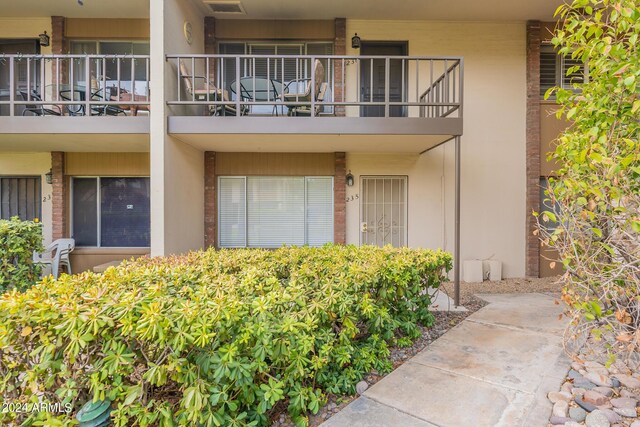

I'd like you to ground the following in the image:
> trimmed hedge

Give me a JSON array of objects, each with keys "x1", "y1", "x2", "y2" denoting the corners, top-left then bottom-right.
[
  {"x1": 0, "y1": 245, "x2": 451, "y2": 427},
  {"x1": 0, "y1": 217, "x2": 43, "y2": 292}
]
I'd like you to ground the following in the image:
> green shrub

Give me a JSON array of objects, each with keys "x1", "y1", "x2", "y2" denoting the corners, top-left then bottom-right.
[
  {"x1": 0, "y1": 217, "x2": 43, "y2": 292},
  {"x1": 0, "y1": 245, "x2": 451, "y2": 427}
]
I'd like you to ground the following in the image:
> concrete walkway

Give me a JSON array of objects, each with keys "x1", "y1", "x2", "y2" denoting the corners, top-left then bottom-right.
[{"x1": 321, "y1": 293, "x2": 569, "y2": 427}]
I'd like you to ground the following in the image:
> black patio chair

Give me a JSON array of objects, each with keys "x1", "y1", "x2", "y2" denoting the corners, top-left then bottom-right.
[{"x1": 18, "y1": 90, "x2": 62, "y2": 116}]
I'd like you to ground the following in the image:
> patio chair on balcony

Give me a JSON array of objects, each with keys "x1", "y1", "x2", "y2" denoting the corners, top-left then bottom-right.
[
  {"x1": 282, "y1": 59, "x2": 326, "y2": 116},
  {"x1": 179, "y1": 60, "x2": 246, "y2": 116},
  {"x1": 18, "y1": 90, "x2": 62, "y2": 116},
  {"x1": 33, "y1": 238, "x2": 75, "y2": 279},
  {"x1": 59, "y1": 88, "x2": 127, "y2": 116}
]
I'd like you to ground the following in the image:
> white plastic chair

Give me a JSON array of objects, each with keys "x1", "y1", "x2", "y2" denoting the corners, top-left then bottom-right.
[{"x1": 33, "y1": 238, "x2": 75, "y2": 279}]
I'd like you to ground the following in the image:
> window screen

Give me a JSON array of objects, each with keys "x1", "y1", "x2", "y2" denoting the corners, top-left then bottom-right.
[
  {"x1": 72, "y1": 178, "x2": 98, "y2": 246},
  {"x1": 218, "y1": 176, "x2": 334, "y2": 248},
  {"x1": 0, "y1": 177, "x2": 41, "y2": 221}
]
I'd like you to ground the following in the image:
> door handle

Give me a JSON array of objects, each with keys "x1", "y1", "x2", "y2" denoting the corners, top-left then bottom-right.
[{"x1": 361, "y1": 222, "x2": 368, "y2": 233}]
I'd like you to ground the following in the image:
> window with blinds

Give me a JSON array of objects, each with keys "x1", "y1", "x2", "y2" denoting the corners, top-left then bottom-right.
[
  {"x1": 0, "y1": 177, "x2": 41, "y2": 221},
  {"x1": 218, "y1": 176, "x2": 333, "y2": 248},
  {"x1": 540, "y1": 45, "x2": 587, "y2": 97}
]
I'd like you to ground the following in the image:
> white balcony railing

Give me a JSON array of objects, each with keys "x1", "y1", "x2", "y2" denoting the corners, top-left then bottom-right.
[
  {"x1": 0, "y1": 54, "x2": 150, "y2": 117},
  {"x1": 166, "y1": 54, "x2": 463, "y2": 119}
]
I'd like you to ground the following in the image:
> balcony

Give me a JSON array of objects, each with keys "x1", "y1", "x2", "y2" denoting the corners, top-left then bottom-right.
[
  {"x1": 166, "y1": 54, "x2": 463, "y2": 153},
  {"x1": 0, "y1": 54, "x2": 150, "y2": 152}
]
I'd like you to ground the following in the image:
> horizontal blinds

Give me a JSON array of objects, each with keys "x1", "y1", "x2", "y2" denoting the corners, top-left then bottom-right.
[
  {"x1": 218, "y1": 177, "x2": 247, "y2": 247},
  {"x1": 306, "y1": 177, "x2": 333, "y2": 247},
  {"x1": 247, "y1": 177, "x2": 305, "y2": 247},
  {"x1": 218, "y1": 176, "x2": 334, "y2": 248},
  {"x1": 540, "y1": 48, "x2": 557, "y2": 97}
]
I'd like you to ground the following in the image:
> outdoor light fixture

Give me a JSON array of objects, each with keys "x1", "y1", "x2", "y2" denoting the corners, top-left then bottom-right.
[
  {"x1": 39, "y1": 31, "x2": 50, "y2": 47},
  {"x1": 346, "y1": 170, "x2": 355, "y2": 187},
  {"x1": 45, "y1": 169, "x2": 53, "y2": 185},
  {"x1": 351, "y1": 33, "x2": 361, "y2": 49}
]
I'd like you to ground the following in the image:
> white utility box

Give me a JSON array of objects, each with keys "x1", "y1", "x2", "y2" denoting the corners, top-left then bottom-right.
[
  {"x1": 463, "y1": 260, "x2": 484, "y2": 283},
  {"x1": 484, "y1": 260, "x2": 502, "y2": 281}
]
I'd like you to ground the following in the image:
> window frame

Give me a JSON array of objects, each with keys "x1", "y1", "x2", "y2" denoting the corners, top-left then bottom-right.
[
  {"x1": 70, "y1": 176, "x2": 151, "y2": 249},
  {"x1": 540, "y1": 44, "x2": 589, "y2": 98},
  {"x1": 217, "y1": 175, "x2": 334, "y2": 249}
]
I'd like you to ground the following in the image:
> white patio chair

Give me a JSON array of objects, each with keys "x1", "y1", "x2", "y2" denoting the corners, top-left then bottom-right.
[{"x1": 33, "y1": 238, "x2": 75, "y2": 279}]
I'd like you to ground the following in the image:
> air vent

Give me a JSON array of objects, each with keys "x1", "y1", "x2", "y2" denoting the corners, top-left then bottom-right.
[{"x1": 205, "y1": 1, "x2": 246, "y2": 14}]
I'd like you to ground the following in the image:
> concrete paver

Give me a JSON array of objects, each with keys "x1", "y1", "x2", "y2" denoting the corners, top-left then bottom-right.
[
  {"x1": 322, "y1": 292, "x2": 567, "y2": 427},
  {"x1": 320, "y1": 397, "x2": 437, "y2": 427}
]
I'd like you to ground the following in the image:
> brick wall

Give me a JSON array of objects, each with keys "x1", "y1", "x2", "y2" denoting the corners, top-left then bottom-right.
[
  {"x1": 333, "y1": 18, "x2": 346, "y2": 117},
  {"x1": 51, "y1": 152, "x2": 66, "y2": 241},
  {"x1": 204, "y1": 151, "x2": 216, "y2": 248},
  {"x1": 51, "y1": 16, "x2": 68, "y2": 86},
  {"x1": 204, "y1": 17, "x2": 217, "y2": 81},
  {"x1": 526, "y1": 21, "x2": 541, "y2": 277},
  {"x1": 334, "y1": 152, "x2": 346, "y2": 244}
]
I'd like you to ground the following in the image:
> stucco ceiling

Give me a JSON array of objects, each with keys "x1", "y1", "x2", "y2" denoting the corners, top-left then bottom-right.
[
  {"x1": 0, "y1": 0, "x2": 150, "y2": 18},
  {"x1": 0, "y1": 0, "x2": 562, "y2": 21},
  {"x1": 196, "y1": 0, "x2": 564, "y2": 21}
]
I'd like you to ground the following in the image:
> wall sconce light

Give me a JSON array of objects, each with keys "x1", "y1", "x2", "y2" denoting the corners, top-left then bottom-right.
[
  {"x1": 45, "y1": 169, "x2": 53, "y2": 185},
  {"x1": 351, "y1": 33, "x2": 361, "y2": 49},
  {"x1": 346, "y1": 170, "x2": 355, "y2": 187},
  {"x1": 39, "y1": 31, "x2": 50, "y2": 47}
]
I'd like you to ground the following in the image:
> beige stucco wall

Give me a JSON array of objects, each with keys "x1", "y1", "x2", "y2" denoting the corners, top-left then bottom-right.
[
  {"x1": 345, "y1": 21, "x2": 527, "y2": 277},
  {"x1": 0, "y1": 152, "x2": 53, "y2": 245},
  {"x1": 0, "y1": 18, "x2": 53, "y2": 54},
  {"x1": 150, "y1": 0, "x2": 205, "y2": 256}
]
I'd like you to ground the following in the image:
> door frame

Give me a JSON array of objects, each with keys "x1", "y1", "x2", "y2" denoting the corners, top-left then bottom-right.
[
  {"x1": 359, "y1": 41, "x2": 409, "y2": 117},
  {"x1": 359, "y1": 175, "x2": 409, "y2": 247}
]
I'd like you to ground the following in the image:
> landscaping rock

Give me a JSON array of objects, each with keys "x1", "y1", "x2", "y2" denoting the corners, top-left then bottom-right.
[
  {"x1": 576, "y1": 377, "x2": 598, "y2": 390},
  {"x1": 570, "y1": 406, "x2": 588, "y2": 422},
  {"x1": 584, "y1": 390, "x2": 610, "y2": 406},
  {"x1": 610, "y1": 397, "x2": 637, "y2": 410},
  {"x1": 553, "y1": 400, "x2": 569, "y2": 417},
  {"x1": 549, "y1": 415, "x2": 571, "y2": 425},
  {"x1": 573, "y1": 387, "x2": 587, "y2": 397},
  {"x1": 599, "y1": 409, "x2": 622, "y2": 423},
  {"x1": 593, "y1": 386, "x2": 614, "y2": 397},
  {"x1": 569, "y1": 369, "x2": 583, "y2": 379},
  {"x1": 622, "y1": 389, "x2": 639, "y2": 399},
  {"x1": 585, "y1": 409, "x2": 611, "y2": 427},
  {"x1": 564, "y1": 422, "x2": 583, "y2": 427},
  {"x1": 355, "y1": 381, "x2": 368, "y2": 395},
  {"x1": 549, "y1": 391, "x2": 572, "y2": 403},
  {"x1": 611, "y1": 378, "x2": 621, "y2": 388},
  {"x1": 586, "y1": 372, "x2": 614, "y2": 387},
  {"x1": 562, "y1": 381, "x2": 574, "y2": 393},
  {"x1": 576, "y1": 396, "x2": 599, "y2": 413},
  {"x1": 630, "y1": 421, "x2": 640, "y2": 427},
  {"x1": 615, "y1": 374, "x2": 640, "y2": 389},
  {"x1": 613, "y1": 407, "x2": 637, "y2": 418}
]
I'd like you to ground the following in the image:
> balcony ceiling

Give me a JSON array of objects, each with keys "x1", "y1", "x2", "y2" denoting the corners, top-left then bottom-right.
[
  {"x1": 0, "y1": 0, "x2": 150, "y2": 18},
  {"x1": 197, "y1": 0, "x2": 563, "y2": 21}
]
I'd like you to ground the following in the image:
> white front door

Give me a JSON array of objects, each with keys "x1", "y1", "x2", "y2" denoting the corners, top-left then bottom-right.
[{"x1": 360, "y1": 176, "x2": 408, "y2": 247}]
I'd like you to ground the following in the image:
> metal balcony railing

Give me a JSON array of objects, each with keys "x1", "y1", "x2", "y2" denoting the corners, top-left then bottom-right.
[
  {"x1": 0, "y1": 54, "x2": 150, "y2": 117},
  {"x1": 166, "y1": 54, "x2": 463, "y2": 119}
]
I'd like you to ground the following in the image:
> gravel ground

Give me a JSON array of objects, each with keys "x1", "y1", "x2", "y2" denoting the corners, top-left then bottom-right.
[{"x1": 272, "y1": 276, "x2": 564, "y2": 427}]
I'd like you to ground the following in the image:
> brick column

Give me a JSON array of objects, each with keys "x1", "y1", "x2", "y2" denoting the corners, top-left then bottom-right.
[
  {"x1": 333, "y1": 18, "x2": 346, "y2": 117},
  {"x1": 526, "y1": 21, "x2": 541, "y2": 277},
  {"x1": 204, "y1": 152, "x2": 217, "y2": 248},
  {"x1": 204, "y1": 17, "x2": 217, "y2": 82},
  {"x1": 51, "y1": 152, "x2": 66, "y2": 241},
  {"x1": 334, "y1": 152, "x2": 346, "y2": 244},
  {"x1": 51, "y1": 16, "x2": 68, "y2": 87}
]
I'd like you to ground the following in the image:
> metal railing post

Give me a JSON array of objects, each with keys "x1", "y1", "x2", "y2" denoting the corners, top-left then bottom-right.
[
  {"x1": 384, "y1": 57, "x2": 390, "y2": 117},
  {"x1": 454, "y1": 135, "x2": 461, "y2": 307},
  {"x1": 9, "y1": 57, "x2": 14, "y2": 116}
]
